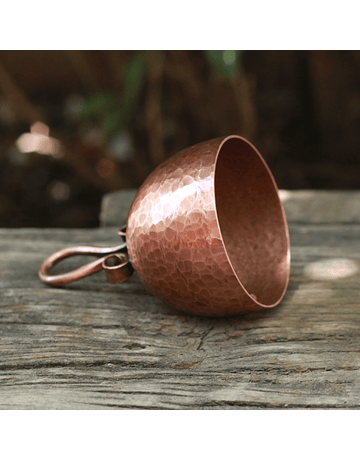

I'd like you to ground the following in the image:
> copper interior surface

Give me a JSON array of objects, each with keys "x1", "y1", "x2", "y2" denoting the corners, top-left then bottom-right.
[{"x1": 215, "y1": 137, "x2": 290, "y2": 307}]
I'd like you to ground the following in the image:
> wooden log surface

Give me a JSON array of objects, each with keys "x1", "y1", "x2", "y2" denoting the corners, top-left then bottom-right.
[
  {"x1": 100, "y1": 189, "x2": 360, "y2": 227},
  {"x1": 0, "y1": 190, "x2": 360, "y2": 409}
]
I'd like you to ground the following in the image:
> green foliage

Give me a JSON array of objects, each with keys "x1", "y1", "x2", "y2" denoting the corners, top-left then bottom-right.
[
  {"x1": 80, "y1": 92, "x2": 119, "y2": 120},
  {"x1": 102, "y1": 53, "x2": 147, "y2": 137},
  {"x1": 68, "y1": 53, "x2": 147, "y2": 138},
  {"x1": 204, "y1": 50, "x2": 243, "y2": 79},
  {"x1": 65, "y1": 51, "x2": 245, "y2": 139}
]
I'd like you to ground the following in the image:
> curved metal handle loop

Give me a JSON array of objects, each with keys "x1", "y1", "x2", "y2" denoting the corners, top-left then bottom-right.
[{"x1": 38, "y1": 242, "x2": 133, "y2": 287}]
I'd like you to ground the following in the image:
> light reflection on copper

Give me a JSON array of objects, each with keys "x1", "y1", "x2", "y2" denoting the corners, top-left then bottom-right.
[
  {"x1": 127, "y1": 135, "x2": 291, "y2": 316},
  {"x1": 150, "y1": 176, "x2": 213, "y2": 225},
  {"x1": 39, "y1": 135, "x2": 291, "y2": 317}
]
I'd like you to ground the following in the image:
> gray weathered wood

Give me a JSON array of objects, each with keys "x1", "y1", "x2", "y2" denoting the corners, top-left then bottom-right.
[
  {"x1": 0, "y1": 190, "x2": 360, "y2": 409},
  {"x1": 100, "y1": 189, "x2": 137, "y2": 228},
  {"x1": 100, "y1": 189, "x2": 360, "y2": 226},
  {"x1": 278, "y1": 190, "x2": 360, "y2": 223}
]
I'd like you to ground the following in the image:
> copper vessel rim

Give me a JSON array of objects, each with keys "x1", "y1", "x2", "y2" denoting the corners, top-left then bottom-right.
[{"x1": 213, "y1": 135, "x2": 291, "y2": 309}]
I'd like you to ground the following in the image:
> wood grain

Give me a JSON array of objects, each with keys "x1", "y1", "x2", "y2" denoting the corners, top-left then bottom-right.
[
  {"x1": 100, "y1": 189, "x2": 360, "y2": 227},
  {"x1": 0, "y1": 191, "x2": 359, "y2": 409}
]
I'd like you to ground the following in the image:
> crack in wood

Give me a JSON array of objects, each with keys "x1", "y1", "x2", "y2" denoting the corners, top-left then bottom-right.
[
  {"x1": 1, "y1": 197, "x2": 360, "y2": 408},
  {"x1": 196, "y1": 324, "x2": 215, "y2": 350}
]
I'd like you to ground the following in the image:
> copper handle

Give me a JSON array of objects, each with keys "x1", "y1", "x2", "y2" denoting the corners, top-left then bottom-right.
[{"x1": 38, "y1": 242, "x2": 134, "y2": 286}]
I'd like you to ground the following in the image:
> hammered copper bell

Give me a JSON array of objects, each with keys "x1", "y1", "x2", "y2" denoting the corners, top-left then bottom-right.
[{"x1": 39, "y1": 135, "x2": 290, "y2": 317}]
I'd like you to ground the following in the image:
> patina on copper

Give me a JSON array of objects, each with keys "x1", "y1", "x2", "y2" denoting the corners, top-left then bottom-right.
[{"x1": 39, "y1": 135, "x2": 290, "y2": 317}]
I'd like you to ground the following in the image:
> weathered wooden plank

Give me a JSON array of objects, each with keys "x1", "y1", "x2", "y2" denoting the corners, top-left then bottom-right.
[
  {"x1": 100, "y1": 189, "x2": 137, "y2": 228},
  {"x1": 99, "y1": 189, "x2": 360, "y2": 227},
  {"x1": 0, "y1": 221, "x2": 359, "y2": 409},
  {"x1": 278, "y1": 190, "x2": 360, "y2": 223}
]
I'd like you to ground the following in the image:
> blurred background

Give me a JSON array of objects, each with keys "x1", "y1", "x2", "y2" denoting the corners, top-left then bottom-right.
[{"x1": 0, "y1": 50, "x2": 359, "y2": 228}]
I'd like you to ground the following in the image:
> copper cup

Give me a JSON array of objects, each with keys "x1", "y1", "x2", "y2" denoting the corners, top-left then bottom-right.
[{"x1": 39, "y1": 135, "x2": 290, "y2": 317}]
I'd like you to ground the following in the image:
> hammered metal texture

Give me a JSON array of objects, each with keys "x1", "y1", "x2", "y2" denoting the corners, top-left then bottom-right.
[{"x1": 126, "y1": 135, "x2": 290, "y2": 316}]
